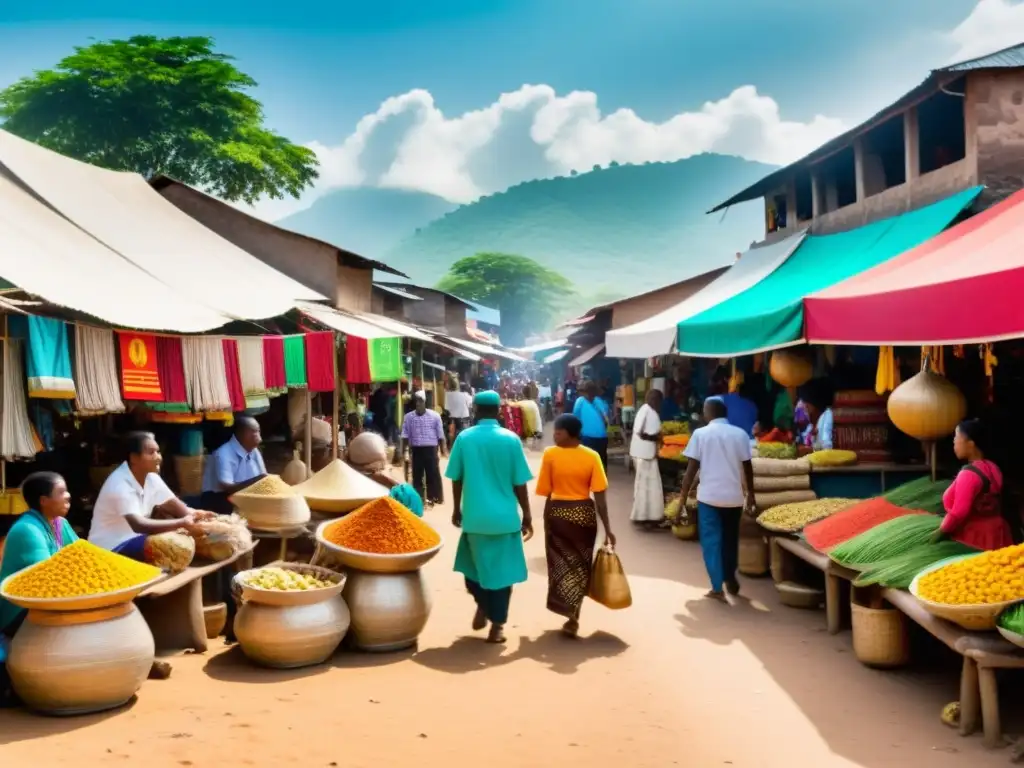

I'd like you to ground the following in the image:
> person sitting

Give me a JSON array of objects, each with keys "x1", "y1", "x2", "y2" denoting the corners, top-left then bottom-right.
[
  {"x1": 88, "y1": 431, "x2": 209, "y2": 561},
  {"x1": 199, "y1": 417, "x2": 267, "y2": 515}
]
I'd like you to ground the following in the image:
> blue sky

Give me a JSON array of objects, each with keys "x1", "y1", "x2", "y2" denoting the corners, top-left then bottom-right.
[{"x1": 0, "y1": 0, "x2": 1012, "y2": 215}]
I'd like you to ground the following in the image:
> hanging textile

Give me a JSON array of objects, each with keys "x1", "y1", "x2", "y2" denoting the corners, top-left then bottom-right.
[
  {"x1": 874, "y1": 346, "x2": 900, "y2": 395},
  {"x1": 921, "y1": 346, "x2": 945, "y2": 376},
  {"x1": 369, "y1": 337, "x2": 402, "y2": 381},
  {"x1": 236, "y1": 337, "x2": 267, "y2": 396},
  {"x1": 283, "y1": 334, "x2": 307, "y2": 388},
  {"x1": 221, "y1": 339, "x2": 247, "y2": 412},
  {"x1": 74, "y1": 324, "x2": 126, "y2": 414},
  {"x1": 182, "y1": 337, "x2": 232, "y2": 412},
  {"x1": 116, "y1": 331, "x2": 163, "y2": 401},
  {"x1": 2, "y1": 338, "x2": 39, "y2": 458},
  {"x1": 155, "y1": 335, "x2": 188, "y2": 404},
  {"x1": 10, "y1": 315, "x2": 76, "y2": 399},
  {"x1": 262, "y1": 335, "x2": 287, "y2": 393},
  {"x1": 304, "y1": 332, "x2": 336, "y2": 393},
  {"x1": 346, "y1": 336, "x2": 371, "y2": 384}
]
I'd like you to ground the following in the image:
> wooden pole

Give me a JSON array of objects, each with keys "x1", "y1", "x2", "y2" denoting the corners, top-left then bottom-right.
[
  {"x1": 929, "y1": 441, "x2": 937, "y2": 483},
  {"x1": 331, "y1": 333, "x2": 340, "y2": 460},
  {"x1": 1, "y1": 312, "x2": 7, "y2": 493},
  {"x1": 304, "y1": 387, "x2": 313, "y2": 479},
  {"x1": 397, "y1": 338, "x2": 407, "y2": 477}
]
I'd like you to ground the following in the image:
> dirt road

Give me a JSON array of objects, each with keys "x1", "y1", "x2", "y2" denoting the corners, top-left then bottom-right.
[{"x1": 0, "y1": 449, "x2": 1015, "y2": 767}]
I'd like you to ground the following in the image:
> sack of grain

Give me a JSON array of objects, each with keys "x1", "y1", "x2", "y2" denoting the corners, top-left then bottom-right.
[
  {"x1": 754, "y1": 489, "x2": 817, "y2": 510},
  {"x1": 753, "y1": 474, "x2": 811, "y2": 492},
  {"x1": 752, "y1": 457, "x2": 811, "y2": 477},
  {"x1": 192, "y1": 513, "x2": 253, "y2": 561}
]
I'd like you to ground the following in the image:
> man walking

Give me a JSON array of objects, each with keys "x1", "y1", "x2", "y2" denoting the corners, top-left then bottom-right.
[
  {"x1": 674, "y1": 397, "x2": 755, "y2": 601},
  {"x1": 446, "y1": 391, "x2": 533, "y2": 643},
  {"x1": 573, "y1": 381, "x2": 610, "y2": 469},
  {"x1": 401, "y1": 392, "x2": 446, "y2": 506}
]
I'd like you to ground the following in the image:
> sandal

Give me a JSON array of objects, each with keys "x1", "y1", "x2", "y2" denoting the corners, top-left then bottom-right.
[{"x1": 486, "y1": 624, "x2": 507, "y2": 644}]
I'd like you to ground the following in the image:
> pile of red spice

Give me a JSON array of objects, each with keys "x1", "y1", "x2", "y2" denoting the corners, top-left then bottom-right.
[{"x1": 803, "y1": 498, "x2": 924, "y2": 553}]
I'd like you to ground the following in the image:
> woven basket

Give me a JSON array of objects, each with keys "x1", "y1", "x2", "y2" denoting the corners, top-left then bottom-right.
[
  {"x1": 671, "y1": 523, "x2": 698, "y2": 541},
  {"x1": 851, "y1": 602, "x2": 909, "y2": 668},
  {"x1": 770, "y1": 539, "x2": 787, "y2": 583},
  {"x1": 755, "y1": 490, "x2": 817, "y2": 510},
  {"x1": 752, "y1": 457, "x2": 810, "y2": 477},
  {"x1": 753, "y1": 474, "x2": 811, "y2": 492},
  {"x1": 909, "y1": 554, "x2": 1017, "y2": 631},
  {"x1": 174, "y1": 455, "x2": 205, "y2": 497},
  {"x1": 738, "y1": 536, "x2": 769, "y2": 576}
]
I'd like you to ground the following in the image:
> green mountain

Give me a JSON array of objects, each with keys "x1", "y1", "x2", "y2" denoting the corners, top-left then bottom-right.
[{"x1": 385, "y1": 154, "x2": 774, "y2": 294}]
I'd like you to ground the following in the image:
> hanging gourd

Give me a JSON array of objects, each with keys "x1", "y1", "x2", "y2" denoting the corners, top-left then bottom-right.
[
  {"x1": 769, "y1": 350, "x2": 813, "y2": 388},
  {"x1": 281, "y1": 442, "x2": 308, "y2": 486},
  {"x1": 886, "y1": 359, "x2": 966, "y2": 441}
]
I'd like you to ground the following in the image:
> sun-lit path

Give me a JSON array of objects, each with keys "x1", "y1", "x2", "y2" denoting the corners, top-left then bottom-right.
[{"x1": 0, "y1": 442, "x2": 1014, "y2": 767}]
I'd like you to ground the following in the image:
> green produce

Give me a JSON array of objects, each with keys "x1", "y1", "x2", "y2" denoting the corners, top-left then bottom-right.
[
  {"x1": 853, "y1": 541, "x2": 977, "y2": 589},
  {"x1": 882, "y1": 477, "x2": 952, "y2": 515},
  {"x1": 243, "y1": 567, "x2": 334, "y2": 591},
  {"x1": 661, "y1": 421, "x2": 690, "y2": 436},
  {"x1": 829, "y1": 514, "x2": 941, "y2": 566},
  {"x1": 998, "y1": 603, "x2": 1024, "y2": 634},
  {"x1": 756, "y1": 442, "x2": 797, "y2": 460}
]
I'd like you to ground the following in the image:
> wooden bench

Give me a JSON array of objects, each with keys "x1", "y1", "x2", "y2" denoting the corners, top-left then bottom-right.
[{"x1": 137, "y1": 542, "x2": 257, "y2": 654}]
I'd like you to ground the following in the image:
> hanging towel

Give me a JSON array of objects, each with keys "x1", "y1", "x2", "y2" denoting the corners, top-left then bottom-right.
[
  {"x1": 222, "y1": 339, "x2": 247, "y2": 412},
  {"x1": 74, "y1": 324, "x2": 125, "y2": 414},
  {"x1": 156, "y1": 335, "x2": 188, "y2": 405},
  {"x1": 304, "y1": 331, "x2": 336, "y2": 393},
  {"x1": 369, "y1": 337, "x2": 402, "y2": 381},
  {"x1": 346, "y1": 336, "x2": 371, "y2": 385},
  {"x1": 236, "y1": 337, "x2": 267, "y2": 396},
  {"x1": 262, "y1": 336, "x2": 286, "y2": 393},
  {"x1": 116, "y1": 331, "x2": 164, "y2": 401},
  {"x1": 182, "y1": 337, "x2": 232, "y2": 412},
  {"x1": 2, "y1": 338, "x2": 39, "y2": 458},
  {"x1": 10, "y1": 315, "x2": 76, "y2": 399},
  {"x1": 283, "y1": 334, "x2": 307, "y2": 388}
]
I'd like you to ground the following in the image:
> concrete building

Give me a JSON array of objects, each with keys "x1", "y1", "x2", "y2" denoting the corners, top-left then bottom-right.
[{"x1": 712, "y1": 43, "x2": 1024, "y2": 243}]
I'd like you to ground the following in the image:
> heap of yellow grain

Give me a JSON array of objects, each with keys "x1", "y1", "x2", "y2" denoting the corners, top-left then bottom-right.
[
  {"x1": 917, "y1": 544, "x2": 1024, "y2": 605},
  {"x1": 5, "y1": 540, "x2": 161, "y2": 599},
  {"x1": 321, "y1": 498, "x2": 440, "y2": 555}
]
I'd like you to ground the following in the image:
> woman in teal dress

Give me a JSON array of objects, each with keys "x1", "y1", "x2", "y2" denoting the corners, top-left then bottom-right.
[{"x1": 0, "y1": 472, "x2": 76, "y2": 706}]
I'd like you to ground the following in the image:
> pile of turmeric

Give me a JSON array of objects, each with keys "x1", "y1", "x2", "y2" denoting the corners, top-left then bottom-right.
[
  {"x1": 5, "y1": 540, "x2": 161, "y2": 599},
  {"x1": 322, "y1": 497, "x2": 440, "y2": 554}
]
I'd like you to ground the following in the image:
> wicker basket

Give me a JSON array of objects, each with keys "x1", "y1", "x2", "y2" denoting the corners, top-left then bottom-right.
[
  {"x1": 851, "y1": 601, "x2": 909, "y2": 668},
  {"x1": 174, "y1": 455, "x2": 205, "y2": 497},
  {"x1": 738, "y1": 536, "x2": 769, "y2": 576},
  {"x1": 672, "y1": 523, "x2": 698, "y2": 541},
  {"x1": 770, "y1": 539, "x2": 787, "y2": 583},
  {"x1": 909, "y1": 553, "x2": 1015, "y2": 631}
]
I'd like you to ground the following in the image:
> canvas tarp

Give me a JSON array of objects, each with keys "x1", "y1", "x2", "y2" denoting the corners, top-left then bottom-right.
[
  {"x1": 805, "y1": 188, "x2": 1024, "y2": 345},
  {"x1": 0, "y1": 172, "x2": 233, "y2": 332},
  {"x1": 676, "y1": 186, "x2": 983, "y2": 356},
  {"x1": 605, "y1": 232, "x2": 805, "y2": 359},
  {"x1": 0, "y1": 130, "x2": 324, "y2": 323}
]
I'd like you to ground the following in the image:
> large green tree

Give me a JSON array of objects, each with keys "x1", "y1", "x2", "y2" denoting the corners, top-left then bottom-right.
[
  {"x1": 436, "y1": 253, "x2": 574, "y2": 346},
  {"x1": 0, "y1": 35, "x2": 318, "y2": 204}
]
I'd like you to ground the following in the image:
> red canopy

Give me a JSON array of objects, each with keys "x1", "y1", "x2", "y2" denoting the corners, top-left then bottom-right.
[{"x1": 805, "y1": 189, "x2": 1024, "y2": 345}]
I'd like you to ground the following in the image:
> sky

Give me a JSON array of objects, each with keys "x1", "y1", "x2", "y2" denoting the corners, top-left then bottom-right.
[{"x1": 1, "y1": 0, "x2": 1021, "y2": 219}]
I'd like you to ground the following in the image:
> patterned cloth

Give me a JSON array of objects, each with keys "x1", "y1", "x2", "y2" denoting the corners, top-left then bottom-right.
[
  {"x1": 630, "y1": 457, "x2": 664, "y2": 522},
  {"x1": 544, "y1": 499, "x2": 598, "y2": 619},
  {"x1": 401, "y1": 410, "x2": 445, "y2": 447}
]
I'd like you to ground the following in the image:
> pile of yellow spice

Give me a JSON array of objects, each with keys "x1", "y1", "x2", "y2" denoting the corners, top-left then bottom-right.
[
  {"x1": 916, "y1": 543, "x2": 1024, "y2": 606},
  {"x1": 4, "y1": 540, "x2": 162, "y2": 599}
]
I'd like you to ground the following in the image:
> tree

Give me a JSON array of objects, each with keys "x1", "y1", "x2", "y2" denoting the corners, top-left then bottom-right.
[
  {"x1": 0, "y1": 35, "x2": 318, "y2": 204},
  {"x1": 436, "y1": 253, "x2": 574, "y2": 346}
]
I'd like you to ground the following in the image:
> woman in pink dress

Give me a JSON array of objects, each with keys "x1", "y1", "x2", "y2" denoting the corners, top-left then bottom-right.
[{"x1": 938, "y1": 419, "x2": 1013, "y2": 551}]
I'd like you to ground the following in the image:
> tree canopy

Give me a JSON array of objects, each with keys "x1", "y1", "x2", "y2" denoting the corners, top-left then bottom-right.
[
  {"x1": 0, "y1": 35, "x2": 318, "y2": 204},
  {"x1": 436, "y1": 253, "x2": 574, "y2": 346}
]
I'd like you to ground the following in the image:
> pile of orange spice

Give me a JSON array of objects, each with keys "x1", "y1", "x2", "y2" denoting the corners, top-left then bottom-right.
[{"x1": 322, "y1": 497, "x2": 440, "y2": 554}]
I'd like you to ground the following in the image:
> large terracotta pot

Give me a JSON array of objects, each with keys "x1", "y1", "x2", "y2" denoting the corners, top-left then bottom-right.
[
  {"x1": 234, "y1": 596, "x2": 350, "y2": 669},
  {"x1": 9, "y1": 603, "x2": 154, "y2": 715},
  {"x1": 343, "y1": 569, "x2": 431, "y2": 652}
]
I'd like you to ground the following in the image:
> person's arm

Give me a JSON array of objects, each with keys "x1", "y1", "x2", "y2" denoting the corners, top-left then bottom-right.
[
  {"x1": 435, "y1": 413, "x2": 447, "y2": 456},
  {"x1": 451, "y1": 480, "x2": 463, "y2": 528},
  {"x1": 534, "y1": 452, "x2": 553, "y2": 498},
  {"x1": 511, "y1": 442, "x2": 535, "y2": 538},
  {"x1": 940, "y1": 469, "x2": 982, "y2": 535},
  {"x1": 678, "y1": 460, "x2": 699, "y2": 512},
  {"x1": 572, "y1": 397, "x2": 583, "y2": 417},
  {"x1": 146, "y1": 476, "x2": 202, "y2": 530},
  {"x1": 594, "y1": 490, "x2": 614, "y2": 546},
  {"x1": 640, "y1": 410, "x2": 661, "y2": 441},
  {"x1": 514, "y1": 484, "x2": 533, "y2": 541},
  {"x1": 401, "y1": 417, "x2": 411, "y2": 440},
  {"x1": 445, "y1": 438, "x2": 464, "y2": 526}
]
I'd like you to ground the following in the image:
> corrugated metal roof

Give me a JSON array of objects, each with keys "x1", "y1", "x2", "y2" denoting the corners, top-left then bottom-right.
[
  {"x1": 373, "y1": 283, "x2": 422, "y2": 301},
  {"x1": 709, "y1": 43, "x2": 1024, "y2": 214}
]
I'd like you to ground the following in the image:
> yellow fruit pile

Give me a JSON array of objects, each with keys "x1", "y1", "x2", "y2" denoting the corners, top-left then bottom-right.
[
  {"x1": 916, "y1": 544, "x2": 1024, "y2": 605},
  {"x1": 5, "y1": 540, "x2": 161, "y2": 599}
]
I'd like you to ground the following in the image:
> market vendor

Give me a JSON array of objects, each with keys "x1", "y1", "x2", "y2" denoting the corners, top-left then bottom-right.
[
  {"x1": 935, "y1": 419, "x2": 1013, "y2": 551},
  {"x1": 199, "y1": 416, "x2": 267, "y2": 515},
  {"x1": 88, "y1": 431, "x2": 210, "y2": 561},
  {"x1": 800, "y1": 385, "x2": 834, "y2": 451}
]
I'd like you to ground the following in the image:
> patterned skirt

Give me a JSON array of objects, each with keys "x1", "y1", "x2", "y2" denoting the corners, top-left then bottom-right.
[{"x1": 544, "y1": 498, "x2": 598, "y2": 619}]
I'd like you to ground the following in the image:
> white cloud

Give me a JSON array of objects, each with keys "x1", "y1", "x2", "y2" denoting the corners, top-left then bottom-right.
[{"x1": 948, "y1": 0, "x2": 1024, "y2": 63}]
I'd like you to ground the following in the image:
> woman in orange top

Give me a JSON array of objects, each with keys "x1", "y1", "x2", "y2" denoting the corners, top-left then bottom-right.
[{"x1": 535, "y1": 414, "x2": 615, "y2": 637}]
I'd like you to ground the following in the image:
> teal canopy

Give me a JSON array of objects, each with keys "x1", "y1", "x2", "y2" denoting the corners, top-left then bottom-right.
[{"x1": 676, "y1": 186, "x2": 983, "y2": 356}]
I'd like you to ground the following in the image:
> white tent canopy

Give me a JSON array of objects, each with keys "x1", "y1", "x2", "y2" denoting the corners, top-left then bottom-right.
[
  {"x1": 0, "y1": 130, "x2": 324, "y2": 323},
  {"x1": 604, "y1": 231, "x2": 806, "y2": 359}
]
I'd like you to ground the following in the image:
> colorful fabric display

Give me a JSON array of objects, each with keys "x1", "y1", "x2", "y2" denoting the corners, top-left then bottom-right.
[
  {"x1": 74, "y1": 324, "x2": 125, "y2": 414},
  {"x1": 221, "y1": 339, "x2": 247, "y2": 412},
  {"x1": 304, "y1": 331, "x2": 336, "y2": 393},
  {"x1": 369, "y1": 337, "x2": 402, "y2": 381},
  {"x1": 283, "y1": 334, "x2": 307, "y2": 388},
  {"x1": 155, "y1": 335, "x2": 188, "y2": 404},
  {"x1": 10, "y1": 315, "x2": 76, "y2": 399},
  {"x1": 117, "y1": 331, "x2": 163, "y2": 401},
  {"x1": 182, "y1": 337, "x2": 232, "y2": 412},
  {"x1": 262, "y1": 335, "x2": 287, "y2": 393},
  {"x1": 2, "y1": 338, "x2": 39, "y2": 458},
  {"x1": 236, "y1": 337, "x2": 267, "y2": 396},
  {"x1": 346, "y1": 336, "x2": 371, "y2": 384}
]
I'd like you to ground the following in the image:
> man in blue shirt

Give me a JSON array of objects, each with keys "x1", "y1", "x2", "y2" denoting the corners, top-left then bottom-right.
[
  {"x1": 200, "y1": 417, "x2": 267, "y2": 514},
  {"x1": 572, "y1": 381, "x2": 610, "y2": 469},
  {"x1": 446, "y1": 390, "x2": 534, "y2": 644}
]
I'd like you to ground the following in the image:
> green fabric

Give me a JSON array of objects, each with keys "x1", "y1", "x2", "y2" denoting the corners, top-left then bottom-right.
[
  {"x1": 445, "y1": 419, "x2": 533, "y2": 535},
  {"x1": 146, "y1": 401, "x2": 191, "y2": 413},
  {"x1": 453, "y1": 531, "x2": 528, "y2": 590},
  {"x1": 368, "y1": 337, "x2": 402, "y2": 381},
  {"x1": 676, "y1": 186, "x2": 983, "y2": 356},
  {"x1": 284, "y1": 335, "x2": 307, "y2": 388},
  {"x1": 0, "y1": 511, "x2": 78, "y2": 631}
]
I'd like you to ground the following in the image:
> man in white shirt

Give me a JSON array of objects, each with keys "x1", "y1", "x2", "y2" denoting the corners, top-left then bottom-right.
[
  {"x1": 629, "y1": 389, "x2": 664, "y2": 527},
  {"x1": 89, "y1": 432, "x2": 206, "y2": 561},
  {"x1": 445, "y1": 383, "x2": 473, "y2": 440},
  {"x1": 674, "y1": 397, "x2": 755, "y2": 601}
]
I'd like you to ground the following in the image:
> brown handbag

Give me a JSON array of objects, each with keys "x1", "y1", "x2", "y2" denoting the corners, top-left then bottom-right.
[{"x1": 588, "y1": 544, "x2": 633, "y2": 609}]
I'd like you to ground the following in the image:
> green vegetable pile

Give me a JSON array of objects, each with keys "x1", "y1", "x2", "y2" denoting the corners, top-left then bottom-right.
[
  {"x1": 854, "y1": 541, "x2": 978, "y2": 589},
  {"x1": 830, "y1": 514, "x2": 942, "y2": 566},
  {"x1": 998, "y1": 603, "x2": 1024, "y2": 634},
  {"x1": 882, "y1": 477, "x2": 953, "y2": 515}
]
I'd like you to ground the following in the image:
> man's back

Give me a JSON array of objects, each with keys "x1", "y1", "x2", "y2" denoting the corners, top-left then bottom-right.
[{"x1": 684, "y1": 418, "x2": 751, "y2": 508}]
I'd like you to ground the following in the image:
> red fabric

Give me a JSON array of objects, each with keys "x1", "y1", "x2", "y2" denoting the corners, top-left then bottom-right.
[
  {"x1": 155, "y1": 336, "x2": 187, "y2": 404},
  {"x1": 805, "y1": 189, "x2": 1024, "y2": 345},
  {"x1": 221, "y1": 339, "x2": 247, "y2": 412},
  {"x1": 941, "y1": 461, "x2": 1013, "y2": 551},
  {"x1": 304, "y1": 331, "x2": 336, "y2": 393},
  {"x1": 262, "y1": 336, "x2": 286, "y2": 389},
  {"x1": 117, "y1": 332, "x2": 163, "y2": 401},
  {"x1": 346, "y1": 336, "x2": 372, "y2": 385}
]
